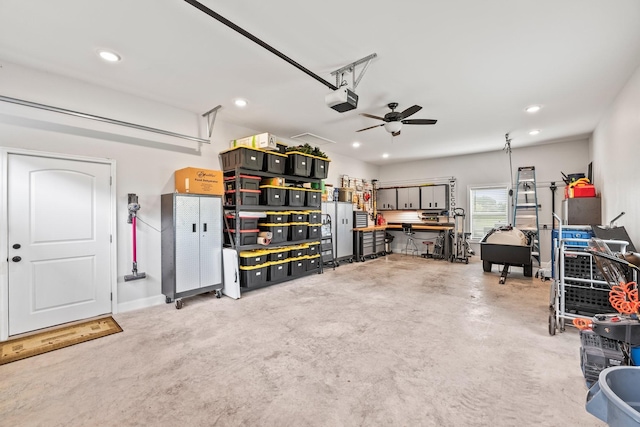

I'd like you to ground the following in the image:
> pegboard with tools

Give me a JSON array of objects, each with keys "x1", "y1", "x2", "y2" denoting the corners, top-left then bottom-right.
[{"x1": 341, "y1": 175, "x2": 374, "y2": 214}]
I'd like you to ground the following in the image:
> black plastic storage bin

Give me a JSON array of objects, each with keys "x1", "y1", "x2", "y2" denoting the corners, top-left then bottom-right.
[
  {"x1": 307, "y1": 211, "x2": 321, "y2": 223},
  {"x1": 224, "y1": 229, "x2": 259, "y2": 246},
  {"x1": 290, "y1": 258, "x2": 306, "y2": 277},
  {"x1": 307, "y1": 242, "x2": 320, "y2": 257},
  {"x1": 225, "y1": 214, "x2": 259, "y2": 231},
  {"x1": 307, "y1": 255, "x2": 321, "y2": 271},
  {"x1": 262, "y1": 211, "x2": 289, "y2": 224},
  {"x1": 290, "y1": 246, "x2": 306, "y2": 258},
  {"x1": 290, "y1": 212, "x2": 308, "y2": 223},
  {"x1": 287, "y1": 188, "x2": 306, "y2": 207},
  {"x1": 267, "y1": 247, "x2": 289, "y2": 262},
  {"x1": 220, "y1": 147, "x2": 265, "y2": 171},
  {"x1": 224, "y1": 174, "x2": 261, "y2": 191},
  {"x1": 286, "y1": 152, "x2": 313, "y2": 177},
  {"x1": 239, "y1": 250, "x2": 268, "y2": 266},
  {"x1": 311, "y1": 157, "x2": 330, "y2": 179},
  {"x1": 307, "y1": 224, "x2": 321, "y2": 239},
  {"x1": 267, "y1": 260, "x2": 289, "y2": 281},
  {"x1": 240, "y1": 264, "x2": 268, "y2": 288},
  {"x1": 259, "y1": 223, "x2": 289, "y2": 244},
  {"x1": 259, "y1": 185, "x2": 286, "y2": 206},
  {"x1": 305, "y1": 189, "x2": 322, "y2": 207},
  {"x1": 225, "y1": 189, "x2": 260, "y2": 206},
  {"x1": 289, "y1": 223, "x2": 309, "y2": 241},
  {"x1": 263, "y1": 151, "x2": 287, "y2": 174}
]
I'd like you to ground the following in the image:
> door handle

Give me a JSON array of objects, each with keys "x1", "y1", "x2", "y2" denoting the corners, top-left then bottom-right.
[
  {"x1": 12, "y1": 256, "x2": 21, "y2": 262},
  {"x1": 203, "y1": 223, "x2": 207, "y2": 232},
  {"x1": 12, "y1": 244, "x2": 21, "y2": 249},
  {"x1": 192, "y1": 224, "x2": 197, "y2": 232}
]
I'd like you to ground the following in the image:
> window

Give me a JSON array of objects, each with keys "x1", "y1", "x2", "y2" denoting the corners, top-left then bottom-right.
[{"x1": 469, "y1": 186, "x2": 509, "y2": 240}]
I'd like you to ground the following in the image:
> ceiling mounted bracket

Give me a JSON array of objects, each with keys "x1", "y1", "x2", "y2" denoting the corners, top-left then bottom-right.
[
  {"x1": 330, "y1": 53, "x2": 377, "y2": 90},
  {"x1": 202, "y1": 105, "x2": 222, "y2": 138}
]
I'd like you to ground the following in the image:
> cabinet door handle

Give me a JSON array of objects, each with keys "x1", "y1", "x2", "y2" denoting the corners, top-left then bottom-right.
[
  {"x1": 192, "y1": 224, "x2": 197, "y2": 232},
  {"x1": 435, "y1": 203, "x2": 437, "y2": 208},
  {"x1": 203, "y1": 223, "x2": 207, "y2": 232}
]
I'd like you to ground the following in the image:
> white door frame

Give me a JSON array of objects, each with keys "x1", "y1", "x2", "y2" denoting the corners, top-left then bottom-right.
[{"x1": 0, "y1": 147, "x2": 117, "y2": 341}]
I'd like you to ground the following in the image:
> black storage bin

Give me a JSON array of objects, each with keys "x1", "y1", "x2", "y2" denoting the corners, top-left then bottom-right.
[
  {"x1": 259, "y1": 186, "x2": 286, "y2": 206},
  {"x1": 240, "y1": 265, "x2": 268, "y2": 288},
  {"x1": 287, "y1": 188, "x2": 305, "y2": 207},
  {"x1": 259, "y1": 223, "x2": 288, "y2": 244},
  {"x1": 290, "y1": 212, "x2": 308, "y2": 223},
  {"x1": 290, "y1": 246, "x2": 307, "y2": 258},
  {"x1": 225, "y1": 189, "x2": 260, "y2": 206},
  {"x1": 305, "y1": 189, "x2": 322, "y2": 207},
  {"x1": 290, "y1": 258, "x2": 306, "y2": 277},
  {"x1": 286, "y1": 152, "x2": 313, "y2": 177},
  {"x1": 224, "y1": 229, "x2": 259, "y2": 246},
  {"x1": 225, "y1": 214, "x2": 259, "y2": 231},
  {"x1": 224, "y1": 174, "x2": 261, "y2": 191},
  {"x1": 263, "y1": 151, "x2": 287, "y2": 174},
  {"x1": 307, "y1": 255, "x2": 321, "y2": 271},
  {"x1": 220, "y1": 147, "x2": 264, "y2": 171},
  {"x1": 267, "y1": 248, "x2": 289, "y2": 262},
  {"x1": 312, "y1": 157, "x2": 330, "y2": 179},
  {"x1": 307, "y1": 211, "x2": 321, "y2": 223},
  {"x1": 268, "y1": 260, "x2": 289, "y2": 281},
  {"x1": 262, "y1": 211, "x2": 289, "y2": 224},
  {"x1": 239, "y1": 250, "x2": 268, "y2": 266},
  {"x1": 273, "y1": 142, "x2": 288, "y2": 154},
  {"x1": 289, "y1": 223, "x2": 309, "y2": 241},
  {"x1": 307, "y1": 224, "x2": 321, "y2": 239},
  {"x1": 307, "y1": 242, "x2": 320, "y2": 256}
]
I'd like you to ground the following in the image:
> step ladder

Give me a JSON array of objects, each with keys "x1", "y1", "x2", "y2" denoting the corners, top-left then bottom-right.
[{"x1": 513, "y1": 166, "x2": 541, "y2": 266}]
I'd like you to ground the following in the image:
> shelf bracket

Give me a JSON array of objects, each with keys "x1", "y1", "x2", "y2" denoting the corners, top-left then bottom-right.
[
  {"x1": 330, "y1": 53, "x2": 377, "y2": 90},
  {"x1": 202, "y1": 105, "x2": 222, "y2": 138}
]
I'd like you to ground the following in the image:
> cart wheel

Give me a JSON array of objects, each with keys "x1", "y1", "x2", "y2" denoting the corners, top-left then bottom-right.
[
  {"x1": 465, "y1": 258, "x2": 469, "y2": 264},
  {"x1": 335, "y1": 261, "x2": 340, "y2": 267},
  {"x1": 548, "y1": 313, "x2": 557, "y2": 336},
  {"x1": 483, "y1": 261, "x2": 492, "y2": 272},
  {"x1": 348, "y1": 258, "x2": 353, "y2": 263},
  {"x1": 165, "y1": 296, "x2": 172, "y2": 304},
  {"x1": 215, "y1": 290, "x2": 222, "y2": 299},
  {"x1": 175, "y1": 299, "x2": 183, "y2": 310},
  {"x1": 360, "y1": 256, "x2": 365, "y2": 262}
]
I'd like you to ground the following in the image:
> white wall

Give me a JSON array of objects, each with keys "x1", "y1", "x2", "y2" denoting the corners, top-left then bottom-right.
[
  {"x1": 0, "y1": 62, "x2": 377, "y2": 311},
  {"x1": 591, "y1": 63, "x2": 640, "y2": 249},
  {"x1": 378, "y1": 139, "x2": 592, "y2": 262}
]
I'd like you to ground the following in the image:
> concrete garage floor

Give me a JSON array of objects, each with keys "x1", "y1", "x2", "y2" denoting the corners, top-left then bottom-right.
[{"x1": 0, "y1": 255, "x2": 604, "y2": 426}]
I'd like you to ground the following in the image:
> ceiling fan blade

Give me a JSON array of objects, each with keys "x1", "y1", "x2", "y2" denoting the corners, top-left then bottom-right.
[
  {"x1": 392, "y1": 130, "x2": 401, "y2": 137},
  {"x1": 402, "y1": 119, "x2": 438, "y2": 125},
  {"x1": 360, "y1": 113, "x2": 387, "y2": 121},
  {"x1": 400, "y1": 105, "x2": 422, "y2": 119},
  {"x1": 356, "y1": 123, "x2": 385, "y2": 132}
]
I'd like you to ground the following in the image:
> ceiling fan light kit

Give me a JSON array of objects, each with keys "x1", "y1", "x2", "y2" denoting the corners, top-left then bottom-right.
[{"x1": 357, "y1": 102, "x2": 437, "y2": 137}]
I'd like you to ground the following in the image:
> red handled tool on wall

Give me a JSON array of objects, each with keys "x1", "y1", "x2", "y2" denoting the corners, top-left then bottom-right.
[{"x1": 124, "y1": 193, "x2": 146, "y2": 281}]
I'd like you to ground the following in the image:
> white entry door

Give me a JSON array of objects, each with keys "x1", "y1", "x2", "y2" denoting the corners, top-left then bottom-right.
[{"x1": 7, "y1": 154, "x2": 112, "y2": 336}]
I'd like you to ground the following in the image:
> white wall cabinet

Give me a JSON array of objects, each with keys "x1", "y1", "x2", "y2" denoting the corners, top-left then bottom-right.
[
  {"x1": 376, "y1": 188, "x2": 397, "y2": 210},
  {"x1": 397, "y1": 187, "x2": 420, "y2": 210},
  {"x1": 420, "y1": 185, "x2": 448, "y2": 210}
]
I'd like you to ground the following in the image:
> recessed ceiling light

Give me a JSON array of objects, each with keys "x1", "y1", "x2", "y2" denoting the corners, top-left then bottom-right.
[
  {"x1": 382, "y1": 153, "x2": 389, "y2": 158},
  {"x1": 529, "y1": 129, "x2": 541, "y2": 135},
  {"x1": 234, "y1": 98, "x2": 248, "y2": 108},
  {"x1": 98, "y1": 50, "x2": 121, "y2": 62},
  {"x1": 352, "y1": 142, "x2": 361, "y2": 148},
  {"x1": 525, "y1": 105, "x2": 541, "y2": 113}
]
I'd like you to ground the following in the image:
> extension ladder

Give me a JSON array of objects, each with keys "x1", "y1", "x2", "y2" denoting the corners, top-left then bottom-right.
[{"x1": 512, "y1": 166, "x2": 541, "y2": 266}]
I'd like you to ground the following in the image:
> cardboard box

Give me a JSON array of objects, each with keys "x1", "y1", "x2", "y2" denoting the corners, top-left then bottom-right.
[
  {"x1": 230, "y1": 133, "x2": 277, "y2": 150},
  {"x1": 175, "y1": 167, "x2": 223, "y2": 195}
]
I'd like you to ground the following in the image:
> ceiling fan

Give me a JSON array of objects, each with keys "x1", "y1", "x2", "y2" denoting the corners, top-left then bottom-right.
[{"x1": 357, "y1": 102, "x2": 437, "y2": 137}]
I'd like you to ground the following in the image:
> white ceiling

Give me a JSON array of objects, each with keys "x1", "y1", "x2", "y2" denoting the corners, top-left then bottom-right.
[{"x1": 1, "y1": 0, "x2": 639, "y2": 165}]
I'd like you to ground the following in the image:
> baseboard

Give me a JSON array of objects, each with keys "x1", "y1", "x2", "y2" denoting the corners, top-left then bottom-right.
[{"x1": 117, "y1": 294, "x2": 166, "y2": 313}]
